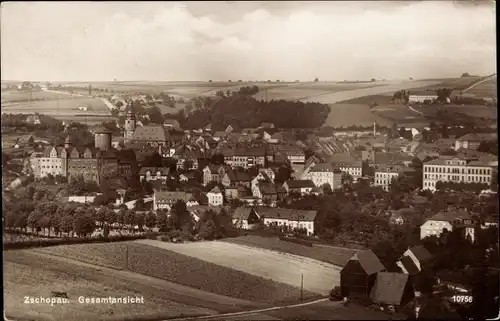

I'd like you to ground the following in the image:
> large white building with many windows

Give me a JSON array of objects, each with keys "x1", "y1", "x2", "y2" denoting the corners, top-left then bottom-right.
[{"x1": 422, "y1": 157, "x2": 496, "y2": 192}]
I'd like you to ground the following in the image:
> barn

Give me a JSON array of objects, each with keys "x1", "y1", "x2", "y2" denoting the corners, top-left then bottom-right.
[{"x1": 340, "y1": 250, "x2": 385, "y2": 301}]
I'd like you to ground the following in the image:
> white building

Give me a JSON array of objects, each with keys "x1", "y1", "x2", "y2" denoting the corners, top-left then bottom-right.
[
  {"x1": 335, "y1": 162, "x2": 363, "y2": 182},
  {"x1": 374, "y1": 165, "x2": 411, "y2": 192},
  {"x1": 207, "y1": 186, "x2": 224, "y2": 206},
  {"x1": 422, "y1": 157, "x2": 495, "y2": 192},
  {"x1": 139, "y1": 167, "x2": 170, "y2": 182},
  {"x1": 256, "y1": 208, "x2": 318, "y2": 236},
  {"x1": 153, "y1": 191, "x2": 199, "y2": 211},
  {"x1": 305, "y1": 163, "x2": 342, "y2": 189},
  {"x1": 420, "y1": 211, "x2": 475, "y2": 242},
  {"x1": 409, "y1": 95, "x2": 438, "y2": 103}
]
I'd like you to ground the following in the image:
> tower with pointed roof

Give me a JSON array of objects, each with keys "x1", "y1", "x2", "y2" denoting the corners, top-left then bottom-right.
[
  {"x1": 64, "y1": 135, "x2": 72, "y2": 149},
  {"x1": 124, "y1": 99, "x2": 136, "y2": 142}
]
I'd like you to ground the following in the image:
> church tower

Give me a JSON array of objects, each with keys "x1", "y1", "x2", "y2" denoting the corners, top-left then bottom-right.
[{"x1": 124, "y1": 100, "x2": 136, "y2": 141}]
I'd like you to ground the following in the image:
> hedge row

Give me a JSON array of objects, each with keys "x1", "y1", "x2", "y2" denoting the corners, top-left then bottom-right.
[{"x1": 3, "y1": 233, "x2": 160, "y2": 250}]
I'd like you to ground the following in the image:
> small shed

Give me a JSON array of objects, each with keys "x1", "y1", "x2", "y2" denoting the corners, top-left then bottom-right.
[
  {"x1": 370, "y1": 272, "x2": 415, "y2": 308},
  {"x1": 340, "y1": 250, "x2": 386, "y2": 301}
]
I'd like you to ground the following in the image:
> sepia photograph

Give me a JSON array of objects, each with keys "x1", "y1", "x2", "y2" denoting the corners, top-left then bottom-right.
[{"x1": 1, "y1": 1, "x2": 499, "y2": 320}]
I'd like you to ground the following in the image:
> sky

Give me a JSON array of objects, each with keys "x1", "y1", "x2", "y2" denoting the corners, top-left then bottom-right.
[{"x1": 1, "y1": 1, "x2": 496, "y2": 82}]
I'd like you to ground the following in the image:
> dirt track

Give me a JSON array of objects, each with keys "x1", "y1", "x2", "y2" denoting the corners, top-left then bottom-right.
[{"x1": 136, "y1": 239, "x2": 341, "y2": 295}]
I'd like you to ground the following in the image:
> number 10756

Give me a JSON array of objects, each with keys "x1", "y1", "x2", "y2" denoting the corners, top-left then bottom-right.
[{"x1": 451, "y1": 295, "x2": 473, "y2": 304}]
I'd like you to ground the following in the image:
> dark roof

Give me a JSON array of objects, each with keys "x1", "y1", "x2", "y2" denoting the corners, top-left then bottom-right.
[
  {"x1": 285, "y1": 179, "x2": 315, "y2": 189},
  {"x1": 133, "y1": 125, "x2": 168, "y2": 142},
  {"x1": 223, "y1": 147, "x2": 266, "y2": 157},
  {"x1": 348, "y1": 250, "x2": 385, "y2": 275},
  {"x1": 428, "y1": 211, "x2": 471, "y2": 223},
  {"x1": 208, "y1": 186, "x2": 222, "y2": 194},
  {"x1": 399, "y1": 256, "x2": 420, "y2": 276},
  {"x1": 256, "y1": 208, "x2": 317, "y2": 222},
  {"x1": 233, "y1": 207, "x2": 259, "y2": 220},
  {"x1": 370, "y1": 272, "x2": 411, "y2": 306},
  {"x1": 115, "y1": 149, "x2": 136, "y2": 163},
  {"x1": 259, "y1": 183, "x2": 277, "y2": 195},
  {"x1": 226, "y1": 170, "x2": 251, "y2": 182},
  {"x1": 408, "y1": 245, "x2": 432, "y2": 262}
]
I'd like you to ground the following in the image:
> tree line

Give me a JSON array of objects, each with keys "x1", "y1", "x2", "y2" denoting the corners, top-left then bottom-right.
[{"x1": 179, "y1": 95, "x2": 330, "y2": 130}]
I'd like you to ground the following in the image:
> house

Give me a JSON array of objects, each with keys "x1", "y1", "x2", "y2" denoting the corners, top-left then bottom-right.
[
  {"x1": 232, "y1": 207, "x2": 261, "y2": 230},
  {"x1": 153, "y1": 191, "x2": 199, "y2": 211},
  {"x1": 370, "y1": 272, "x2": 415, "y2": 308},
  {"x1": 258, "y1": 183, "x2": 278, "y2": 205},
  {"x1": 163, "y1": 119, "x2": 180, "y2": 129},
  {"x1": 221, "y1": 170, "x2": 252, "y2": 188},
  {"x1": 139, "y1": 167, "x2": 170, "y2": 182},
  {"x1": 280, "y1": 149, "x2": 306, "y2": 165},
  {"x1": 174, "y1": 146, "x2": 199, "y2": 170},
  {"x1": 202, "y1": 164, "x2": 230, "y2": 186},
  {"x1": 306, "y1": 163, "x2": 343, "y2": 189},
  {"x1": 179, "y1": 172, "x2": 195, "y2": 183},
  {"x1": 207, "y1": 186, "x2": 224, "y2": 206},
  {"x1": 257, "y1": 208, "x2": 318, "y2": 236},
  {"x1": 223, "y1": 147, "x2": 267, "y2": 169},
  {"x1": 283, "y1": 180, "x2": 315, "y2": 195},
  {"x1": 150, "y1": 180, "x2": 169, "y2": 193},
  {"x1": 420, "y1": 211, "x2": 476, "y2": 242},
  {"x1": 14, "y1": 134, "x2": 35, "y2": 148},
  {"x1": 26, "y1": 114, "x2": 41, "y2": 125},
  {"x1": 397, "y1": 246, "x2": 433, "y2": 275},
  {"x1": 374, "y1": 164, "x2": 413, "y2": 192},
  {"x1": 225, "y1": 124, "x2": 240, "y2": 134},
  {"x1": 340, "y1": 250, "x2": 386, "y2": 300},
  {"x1": 454, "y1": 133, "x2": 496, "y2": 151},
  {"x1": 481, "y1": 215, "x2": 498, "y2": 229},
  {"x1": 409, "y1": 94, "x2": 438, "y2": 104},
  {"x1": 225, "y1": 185, "x2": 250, "y2": 200},
  {"x1": 335, "y1": 161, "x2": 363, "y2": 182},
  {"x1": 260, "y1": 122, "x2": 275, "y2": 129}
]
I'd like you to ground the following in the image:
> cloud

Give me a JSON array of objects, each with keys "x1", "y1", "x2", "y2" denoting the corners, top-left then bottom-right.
[{"x1": 0, "y1": 1, "x2": 496, "y2": 81}]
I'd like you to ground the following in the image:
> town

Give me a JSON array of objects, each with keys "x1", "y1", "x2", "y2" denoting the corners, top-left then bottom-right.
[{"x1": 2, "y1": 2, "x2": 498, "y2": 321}]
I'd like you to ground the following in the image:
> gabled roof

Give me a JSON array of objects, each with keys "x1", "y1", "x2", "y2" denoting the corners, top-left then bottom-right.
[
  {"x1": 399, "y1": 256, "x2": 420, "y2": 276},
  {"x1": 284, "y1": 179, "x2": 315, "y2": 189},
  {"x1": 233, "y1": 207, "x2": 259, "y2": 220},
  {"x1": 226, "y1": 170, "x2": 251, "y2": 182},
  {"x1": 208, "y1": 186, "x2": 222, "y2": 194},
  {"x1": 348, "y1": 250, "x2": 385, "y2": 275},
  {"x1": 408, "y1": 245, "x2": 432, "y2": 262},
  {"x1": 370, "y1": 272, "x2": 411, "y2": 306},
  {"x1": 427, "y1": 211, "x2": 471, "y2": 223},
  {"x1": 457, "y1": 133, "x2": 496, "y2": 142},
  {"x1": 259, "y1": 183, "x2": 277, "y2": 195},
  {"x1": 213, "y1": 131, "x2": 227, "y2": 138}
]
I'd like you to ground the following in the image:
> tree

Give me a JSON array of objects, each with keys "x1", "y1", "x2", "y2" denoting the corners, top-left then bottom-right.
[
  {"x1": 73, "y1": 214, "x2": 96, "y2": 238},
  {"x1": 171, "y1": 200, "x2": 192, "y2": 230},
  {"x1": 135, "y1": 211, "x2": 146, "y2": 230},
  {"x1": 461, "y1": 72, "x2": 471, "y2": 78},
  {"x1": 125, "y1": 209, "x2": 137, "y2": 229},
  {"x1": 157, "y1": 210, "x2": 170, "y2": 232},
  {"x1": 198, "y1": 218, "x2": 217, "y2": 240},
  {"x1": 314, "y1": 78, "x2": 319, "y2": 82},
  {"x1": 145, "y1": 211, "x2": 156, "y2": 230},
  {"x1": 134, "y1": 198, "x2": 145, "y2": 211}
]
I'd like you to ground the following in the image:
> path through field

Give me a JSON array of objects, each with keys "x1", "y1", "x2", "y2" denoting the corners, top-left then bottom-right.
[{"x1": 136, "y1": 239, "x2": 341, "y2": 295}]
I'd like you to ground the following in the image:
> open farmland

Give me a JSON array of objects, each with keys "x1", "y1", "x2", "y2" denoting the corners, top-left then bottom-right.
[
  {"x1": 137, "y1": 239, "x2": 341, "y2": 296},
  {"x1": 1, "y1": 96, "x2": 111, "y2": 123},
  {"x1": 222, "y1": 235, "x2": 360, "y2": 267},
  {"x1": 1, "y1": 90, "x2": 72, "y2": 103},
  {"x1": 303, "y1": 80, "x2": 442, "y2": 104},
  {"x1": 464, "y1": 76, "x2": 497, "y2": 98},
  {"x1": 4, "y1": 250, "x2": 218, "y2": 321},
  {"x1": 37, "y1": 242, "x2": 315, "y2": 303},
  {"x1": 323, "y1": 103, "x2": 394, "y2": 127},
  {"x1": 251, "y1": 82, "x2": 384, "y2": 101}
]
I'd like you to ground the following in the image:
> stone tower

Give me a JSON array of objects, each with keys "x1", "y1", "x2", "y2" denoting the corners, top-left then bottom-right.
[{"x1": 124, "y1": 100, "x2": 136, "y2": 141}]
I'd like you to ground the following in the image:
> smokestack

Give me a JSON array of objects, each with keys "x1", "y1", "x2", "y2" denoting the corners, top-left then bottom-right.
[{"x1": 373, "y1": 122, "x2": 376, "y2": 137}]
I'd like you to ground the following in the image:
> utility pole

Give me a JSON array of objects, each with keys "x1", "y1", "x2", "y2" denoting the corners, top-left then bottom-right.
[{"x1": 301, "y1": 273, "x2": 304, "y2": 302}]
